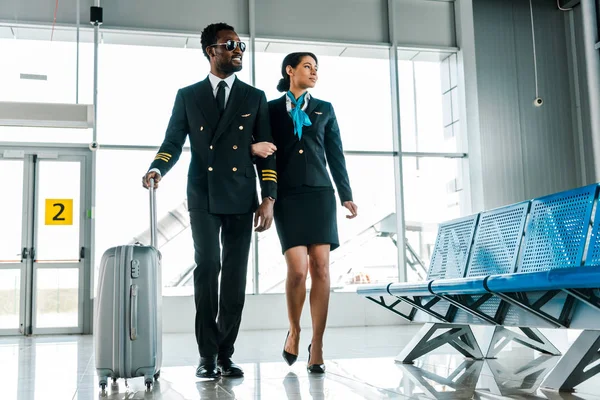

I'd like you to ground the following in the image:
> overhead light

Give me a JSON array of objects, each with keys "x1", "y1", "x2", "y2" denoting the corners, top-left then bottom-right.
[{"x1": 0, "y1": 101, "x2": 94, "y2": 129}]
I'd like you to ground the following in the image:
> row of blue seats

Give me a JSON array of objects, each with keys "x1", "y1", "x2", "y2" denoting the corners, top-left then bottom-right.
[{"x1": 358, "y1": 183, "x2": 600, "y2": 328}]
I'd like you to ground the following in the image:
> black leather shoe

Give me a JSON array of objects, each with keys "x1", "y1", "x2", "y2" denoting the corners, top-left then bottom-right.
[
  {"x1": 282, "y1": 331, "x2": 298, "y2": 366},
  {"x1": 218, "y1": 358, "x2": 244, "y2": 377},
  {"x1": 307, "y1": 344, "x2": 326, "y2": 374},
  {"x1": 196, "y1": 356, "x2": 220, "y2": 379}
]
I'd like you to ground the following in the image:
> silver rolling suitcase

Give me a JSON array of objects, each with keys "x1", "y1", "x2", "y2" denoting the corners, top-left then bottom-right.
[{"x1": 95, "y1": 180, "x2": 162, "y2": 392}]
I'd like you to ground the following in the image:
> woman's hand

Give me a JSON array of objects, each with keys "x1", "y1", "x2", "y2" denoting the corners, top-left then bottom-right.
[
  {"x1": 251, "y1": 142, "x2": 277, "y2": 158},
  {"x1": 343, "y1": 201, "x2": 358, "y2": 219}
]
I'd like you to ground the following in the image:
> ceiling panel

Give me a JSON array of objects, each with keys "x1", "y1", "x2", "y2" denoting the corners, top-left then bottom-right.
[
  {"x1": 262, "y1": 41, "x2": 346, "y2": 57},
  {"x1": 341, "y1": 46, "x2": 389, "y2": 60}
]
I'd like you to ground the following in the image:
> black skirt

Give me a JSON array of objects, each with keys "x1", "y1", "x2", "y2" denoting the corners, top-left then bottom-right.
[{"x1": 273, "y1": 185, "x2": 339, "y2": 254}]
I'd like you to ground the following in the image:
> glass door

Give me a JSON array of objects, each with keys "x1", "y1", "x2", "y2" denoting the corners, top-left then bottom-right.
[
  {"x1": 0, "y1": 159, "x2": 25, "y2": 335},
  {"x1": 31, "y1": 157, "x2": 85, "y2": 334},
  {"x1": 0, "y1": 149, "x2": 88, "y2": 335}
]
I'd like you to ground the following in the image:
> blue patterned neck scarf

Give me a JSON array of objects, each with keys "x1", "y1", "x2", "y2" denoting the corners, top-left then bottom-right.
[{"x1": 287, "y1": 91, "x2": 312, "y2": 140}]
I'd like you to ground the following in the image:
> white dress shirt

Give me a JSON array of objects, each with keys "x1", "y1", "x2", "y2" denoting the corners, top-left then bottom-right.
[
  {"x1": 208, "y1": 72, "x2": 237, "y2": 108},
  {"x1": 286, "y1": 91, "x2": 310, "y2": 113}
]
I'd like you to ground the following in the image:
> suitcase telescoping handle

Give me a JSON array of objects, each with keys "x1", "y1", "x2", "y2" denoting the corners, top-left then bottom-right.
[{"x1": 149, "y1": 178, "x2": 158, "y2": 248}]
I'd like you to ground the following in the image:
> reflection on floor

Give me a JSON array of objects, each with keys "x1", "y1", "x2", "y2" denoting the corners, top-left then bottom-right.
[{"x1": 1, "y1": 325, "x2": 599, "y2": 399}]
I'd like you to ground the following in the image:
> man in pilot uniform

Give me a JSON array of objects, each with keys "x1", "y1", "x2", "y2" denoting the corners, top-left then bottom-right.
[{"x1": 142, "y1": 22, "x2": 277, "y2": 379}]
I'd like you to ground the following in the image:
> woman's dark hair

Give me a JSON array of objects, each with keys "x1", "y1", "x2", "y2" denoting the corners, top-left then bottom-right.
[
  {"x1": 277, "y1": 52, "x2": 319, "y2": 92},
  {"x1": 201, "y1": 22, "x2": 235, "y2": 60}
]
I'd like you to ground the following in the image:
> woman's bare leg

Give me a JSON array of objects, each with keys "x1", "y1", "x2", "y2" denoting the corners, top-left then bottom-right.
[
  {"x1": 307, "y1": 244, "x2": 331, "y2": 364},
  {"x1": 284, "y1": 246, "x2": 309, "y2": 355}
]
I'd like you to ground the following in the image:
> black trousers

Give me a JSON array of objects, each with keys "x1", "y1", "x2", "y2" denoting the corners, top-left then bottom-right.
[{"x1": 189, "y1": 209, "x2": 253, "y2": 359}]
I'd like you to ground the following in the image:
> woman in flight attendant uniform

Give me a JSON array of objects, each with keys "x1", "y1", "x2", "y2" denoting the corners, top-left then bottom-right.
[{"x1": 252, "y1": 52, "x2": 358, "y2": 373}]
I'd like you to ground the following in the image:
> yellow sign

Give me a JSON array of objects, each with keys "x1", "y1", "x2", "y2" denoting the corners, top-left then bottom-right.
[{"x1": 45, "y1": 199, "x2": 73, "y2": 225}]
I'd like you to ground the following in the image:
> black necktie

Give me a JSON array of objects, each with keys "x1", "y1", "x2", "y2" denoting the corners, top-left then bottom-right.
[{"x1": 216, "y1": 80, "x2": 227, "y2": 115}]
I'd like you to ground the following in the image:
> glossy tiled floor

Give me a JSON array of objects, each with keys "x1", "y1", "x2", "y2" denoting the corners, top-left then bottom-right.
[{"x1": 1, "y1": 325, "x2": 600, "y2": 399}]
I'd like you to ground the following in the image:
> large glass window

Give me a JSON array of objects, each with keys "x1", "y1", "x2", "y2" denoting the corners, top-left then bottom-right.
[
  {"x1": 0, "y1": 27, "x2": 94, "y2": 143},
  {"x1": 2, "y1": 26, "x2": 470, "y2": 296},
  {"x1": 255, "y1": 41, "x2": 394, "y2": 152},
  {"x1": 94, "y1": 149, "x2": 256, "y2": 296},
  {"x1": 257, "y1": 155, "x2": 398, "y2": 293},
  {"x1": 397, "y1": 50, "x2": 467, "y2": 281},
  {"x1": 86, "y1": 31, "x2": 256, "y2": 294},
  {"x1": 254, "y1": 40, "x2": 398, "y2": 292},
  {"x1": 402, "y1": 156, "x2": 466, "y2": 280},
  {"x1": 398, "y1": 51, "x2": 463, "y2": 153},
  {"x1": 96, "y1": 37, "x2": 251, "y2": 146},
  {"x1": 0, "y1": 33, "x2": 91, "y2": 104},
  {"x1": 95, "y1": 149, "x2": 191, "y2": 295}
]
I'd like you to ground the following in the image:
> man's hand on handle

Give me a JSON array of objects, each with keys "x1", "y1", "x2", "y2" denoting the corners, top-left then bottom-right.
[
  {"x1": 142, "y1": 171, "x2": 161, "y2": 189},
  {"x1": 254, "y1": 197, "x2": 275, "y2": 232}
]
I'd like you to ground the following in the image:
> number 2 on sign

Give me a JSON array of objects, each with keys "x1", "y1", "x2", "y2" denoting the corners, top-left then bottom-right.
[
  {"x1": 45, "y1": 199, "x2": 73, "y2": 225},
  {"x1": 53, "y1": 203, "x2": 66, "y2": 221}
]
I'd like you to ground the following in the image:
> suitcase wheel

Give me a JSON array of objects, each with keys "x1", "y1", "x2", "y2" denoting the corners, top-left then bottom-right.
[
  {"x1": 98, "y1": 374, "x2": 109, "y2": 394},
  {"x1": 145, "y1": 380, "x2": 153, "y2": 391},
  {"x1": 154, "y1": 371, "x2": 160, "y2": 380}
]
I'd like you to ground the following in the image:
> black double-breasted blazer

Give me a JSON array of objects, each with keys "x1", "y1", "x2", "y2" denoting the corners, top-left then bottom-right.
[
  {"x1": 149, "y1": 77, "x2": 277, "y2": 214},
  {"x1": 267, "y1": 94, "x2": 352, "y2": 204}
]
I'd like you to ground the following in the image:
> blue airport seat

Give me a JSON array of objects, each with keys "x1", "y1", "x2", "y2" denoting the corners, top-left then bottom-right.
[
  {"x1": 486, "y1": 266, "x2": 600, "y2": 293},
  {"x1": 360, "y1": 183, "x2": 600, "y2": 327},
  {"x1": 359, "y1": 183, "x2": 600, "y2": 392}
]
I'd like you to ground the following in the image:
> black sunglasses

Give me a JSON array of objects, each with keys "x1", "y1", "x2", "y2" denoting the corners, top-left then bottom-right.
[{"x1": 209, "y1": 40, "x2": 246, "y2": 52}]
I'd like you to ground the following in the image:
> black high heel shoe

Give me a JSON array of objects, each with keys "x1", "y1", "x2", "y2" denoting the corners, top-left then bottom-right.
[
  {"x1": 307, "y1": 344, "x2": 326, "y2": 373},
  {"x1": 282, "y1": 331, "x2": 298, "y2": 366}
]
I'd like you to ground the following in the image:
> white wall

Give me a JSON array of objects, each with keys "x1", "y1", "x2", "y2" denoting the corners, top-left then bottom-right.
[{"x1": 162, "y1": 292, "x2": 410, "y2": 333}]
